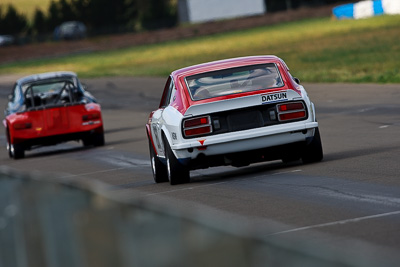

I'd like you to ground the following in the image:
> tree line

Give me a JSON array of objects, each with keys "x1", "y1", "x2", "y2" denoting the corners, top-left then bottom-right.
[
  {"x1": 0, "y1": 0, "x2": 348, "y2": 37},
  {"x1": 0, "y1": 0, "x2": 177, "y2": 36}
]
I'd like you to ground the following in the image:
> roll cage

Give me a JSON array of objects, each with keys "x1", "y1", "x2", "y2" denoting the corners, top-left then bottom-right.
[{"x1": 23, "y1": 79, "x2": 84, "y2": 111}]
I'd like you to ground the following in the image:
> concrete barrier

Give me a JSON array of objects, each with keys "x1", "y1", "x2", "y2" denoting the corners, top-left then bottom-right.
[
  {"x1": 0, "y1": 166, "x2": 397, "y2": 267},
  {"x1": 333, "y1": 0, "x2": 400, "y2": 19}
]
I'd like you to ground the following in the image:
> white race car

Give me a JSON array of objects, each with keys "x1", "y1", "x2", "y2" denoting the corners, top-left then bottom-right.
[{"x1": 146, "y1": 55, "x2": 323, "y2": 185}]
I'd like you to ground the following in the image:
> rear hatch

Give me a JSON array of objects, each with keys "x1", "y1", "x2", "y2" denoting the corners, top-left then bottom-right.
[{"x1": 182, "y1": 89, "x2": 307, "y2": 139}]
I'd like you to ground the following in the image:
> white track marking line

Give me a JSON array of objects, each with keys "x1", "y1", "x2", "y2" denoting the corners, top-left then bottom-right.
[
  {"x1": 268, "y1": 210, "x2": 400, "y2": 236},
  {"x1": 146, "y1": 169, "x2": 302, "y2": 196}
]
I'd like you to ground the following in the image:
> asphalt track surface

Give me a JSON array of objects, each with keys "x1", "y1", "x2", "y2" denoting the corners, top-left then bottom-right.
[{"x1": 1, "y1": 76, "x2": 400, "y2": 261}]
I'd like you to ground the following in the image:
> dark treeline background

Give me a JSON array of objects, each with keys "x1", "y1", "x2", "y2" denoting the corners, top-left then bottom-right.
[
  {"x1": 0, "y1": 0, "x2": 177, "y2": 36},
  {"x1": 0, "y1": 0, "x2": 349, "y2": 37}
]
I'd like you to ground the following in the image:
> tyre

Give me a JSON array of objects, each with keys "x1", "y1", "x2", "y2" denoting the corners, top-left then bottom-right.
[
  {"x1": 6, "y1": 130, "x2": 12, "y2": 158},
  {"x1": 82, "y1": 132, "x2": 105, "y2": 147},
  {"x1": 164, "y1": 138, "x2": 190, "y2": 185},
  {"x1": 149, "y1": 139, "x2": 168, "y2": 183},
  {"x1": 12, "y1": 143, "x2": 25, "y2": 159},
  {"x1": 7, "y1": 142, "x2": 12, "y2": 158},
  {"x1": 302, "y1": 127, "x2": 323, "y2": 164},
  {"x1": 93, "y1": 132, "x2": 105, "y2": 147}
]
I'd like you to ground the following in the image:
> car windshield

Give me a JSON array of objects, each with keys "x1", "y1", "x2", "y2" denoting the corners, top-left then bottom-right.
[{"x1": 185, "y1": 63, "x2": 284, "y2": 101}]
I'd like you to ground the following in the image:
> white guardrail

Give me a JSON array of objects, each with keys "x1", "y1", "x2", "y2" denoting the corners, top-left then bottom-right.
[
  {"x1": 0, "y1": 166, "x2": 399, "y2": 267},
  {"x1": 333, "y1": 0, "x2": 400, "y2": 19}
]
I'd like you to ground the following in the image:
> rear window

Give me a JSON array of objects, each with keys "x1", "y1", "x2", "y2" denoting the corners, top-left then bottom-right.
[
  {"x1": 22, "y1": 77, "x2": 83, "y2": 108},
  {"x1": 185, "y1": 63, "x2": 283, "y2": 101}
]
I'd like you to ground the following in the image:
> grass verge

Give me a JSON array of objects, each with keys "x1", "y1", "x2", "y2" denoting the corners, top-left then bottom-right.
[{"x1": 1, "y1": 14, "x2": 399, "y2": 83}]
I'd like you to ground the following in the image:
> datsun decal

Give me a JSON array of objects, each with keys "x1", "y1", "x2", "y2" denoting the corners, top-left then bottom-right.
[{"x1": 261, "y1": 91, "x2": 288, "y2": 104}]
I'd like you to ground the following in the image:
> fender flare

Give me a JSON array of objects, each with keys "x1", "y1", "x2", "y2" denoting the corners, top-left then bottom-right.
[
  {"x1": 161, "y1": 125, "x2": 173, "y2": 149},
  {"x1": 146, "y1": 123, "x2": 174, "y2": 159},
  {"x1": 146, "y1": 123, "x2": 158, "y2": 157}
]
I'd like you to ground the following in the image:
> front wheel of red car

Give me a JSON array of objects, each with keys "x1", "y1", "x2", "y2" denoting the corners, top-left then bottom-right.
[
  {"x1": 302, "y1": 127, "x2": 323, "y2": 164},
  {"x1": 164, "y1": 139, "x2": 190, "y2": 185},
  {"x1": 149, "y1": 139, "x2": 168, "y2": 183}
]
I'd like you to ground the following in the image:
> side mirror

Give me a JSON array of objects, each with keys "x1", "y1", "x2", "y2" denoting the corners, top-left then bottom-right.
[
  {"x1": 82, "y1": 83, "x2": 88, "y2": 90},
  {"x1": 294, "y1": 77, "x2": 300, "y2": 84},
  {"x1": 8, "y1": 94, "x2": 13, "y2": 101}
]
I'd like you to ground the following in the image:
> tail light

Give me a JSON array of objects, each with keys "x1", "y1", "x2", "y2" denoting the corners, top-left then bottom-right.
[
  {"x1": 277, "y1": 102, "x2": 307, "y2": 121},
  {"x1": 183, "y1": 116, "x2": 212, "y2": 137},
  {"x1": 13, "y1": 122, "x2": 32, "y2": 130},
  {"x1": 82, "y1": 113, "x2": 100, "y2": 122}
]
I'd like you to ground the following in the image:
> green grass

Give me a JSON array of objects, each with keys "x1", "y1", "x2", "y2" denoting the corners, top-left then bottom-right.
[
  {"x1": 1, "y1": 14, "x2": 400, "y2": 83},
  {"x1": 0, "y1": 0, "x2": 53, "y2": 19}
]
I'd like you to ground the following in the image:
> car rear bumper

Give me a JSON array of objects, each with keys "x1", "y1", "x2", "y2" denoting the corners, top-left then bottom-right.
[
  {"x1": 173, "y1": 121, "x2": 318, "y2": 161},
  {"x1": 12, "y1": 125, "x2": 103, "y2": 149}
]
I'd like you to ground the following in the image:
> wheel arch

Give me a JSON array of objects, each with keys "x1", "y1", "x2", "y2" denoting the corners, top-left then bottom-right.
[{"x1": 146, "y1": 123, "x2": 159, "y2": 157}]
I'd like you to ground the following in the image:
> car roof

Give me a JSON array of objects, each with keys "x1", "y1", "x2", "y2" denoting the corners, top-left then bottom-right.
[
  {"x1": 16, "y1": 71, "x2": 78, "y2": 85},
  {"x1": 172, "y1": 55, "x2": 287, "y2": 78}
]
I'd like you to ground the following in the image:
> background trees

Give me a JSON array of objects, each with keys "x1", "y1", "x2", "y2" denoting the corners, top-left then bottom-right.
[
  {"x1": 0, "y1": 0, "x2": 348, "y2": 38},
  {"x1": 0, "y1": 5, "x2": 28, "y2": 35}
]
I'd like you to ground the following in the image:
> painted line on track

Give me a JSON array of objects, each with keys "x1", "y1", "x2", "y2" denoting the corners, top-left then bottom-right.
[{"x1": 268, "y1": 210, "x2": 400, "y2": 236}]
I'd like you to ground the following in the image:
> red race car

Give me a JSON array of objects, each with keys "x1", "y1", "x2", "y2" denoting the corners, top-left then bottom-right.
[{"x1": 4, "y1": 71, "x2": 104, "y2": 159}]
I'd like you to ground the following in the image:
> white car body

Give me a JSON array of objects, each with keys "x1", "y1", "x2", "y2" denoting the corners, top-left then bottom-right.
[{"x1": 146, "y1": 56, "x2": 323, "y2": 185}]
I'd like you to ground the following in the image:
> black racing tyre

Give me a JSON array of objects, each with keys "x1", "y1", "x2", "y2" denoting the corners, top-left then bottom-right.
[
  {"x1": 302, "y1": 127, "x2": 323, "y2": 164},
  {"x1": 83, "y1": 132, "x2": 105, "y2": 147},
  {"x1": 12, "y1": 143, "x2": 25, "y2": 159},
  {"x1": 82, "y1": 137, "x2": 91, "y2": 147},
  {"x1": 6, "y1": 130, "x2": 12, "y2": 158},
  {"x1": 93, "y1": 132, "x2": 105, "y2": 147},
  {"x1": 164, "y1": 138, "x2": 190, "y2": 185},
  {"x1": 7, "y1": 142, "x2": 12, "y2": 158},
  {"x1": 149, "y1": 139, "x2": 168, "y2": 183}
]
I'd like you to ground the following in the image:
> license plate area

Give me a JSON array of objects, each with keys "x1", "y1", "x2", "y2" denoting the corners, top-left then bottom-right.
[{"x1": 227, "y1": 110, "x2": 263, "y2": 131}]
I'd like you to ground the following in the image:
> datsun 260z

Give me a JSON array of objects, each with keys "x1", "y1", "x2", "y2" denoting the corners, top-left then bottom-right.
[{"x1": 146, "y1": 56, "x2": 323, "y2": 185}]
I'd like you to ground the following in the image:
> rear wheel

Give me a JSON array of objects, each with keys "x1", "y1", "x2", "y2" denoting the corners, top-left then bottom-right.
[
  {"x1": 164, "y1": 138, "x2": 190, "y2": 185},
  {"x1": 302, "y1": 127, "x2": 323, "y2": 164},
  {"x1": 11, "y1": 143, "x2": 25, "y2": 159},
  {"x1": 149, "y1": 139, "x2": 168, "y2": 183},
  {"x1": 93, "y1": 132, "x2": 105, "y2": 146},
  {"x1": 7, "y1": 129, "x2": 25, "y2": 159},
  {"x1": 83, "y1": 132, "x2": 105, "y2": 147},
  {"x1": 7, "y1": 142, "x2": 12, "y2": 158},
  {"x1": 6, "y1": 130, "x2": 12, "y2": 158}
]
